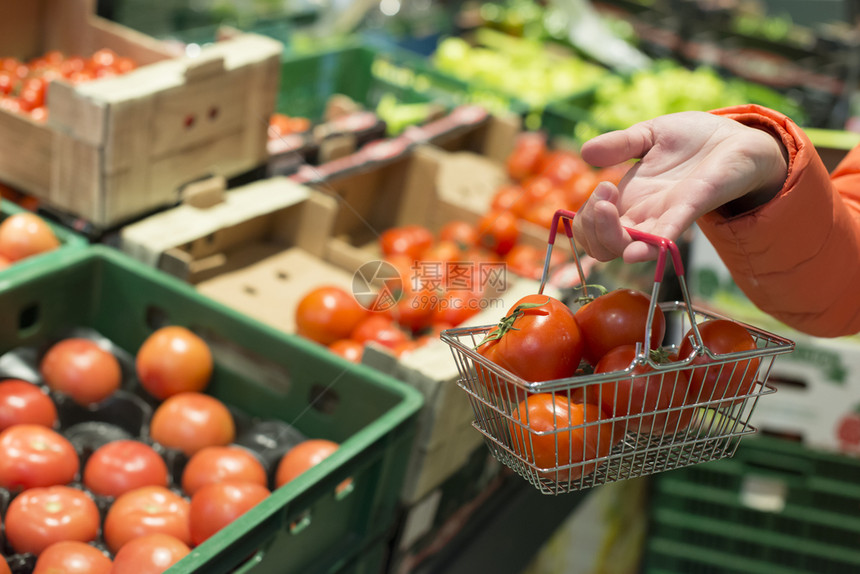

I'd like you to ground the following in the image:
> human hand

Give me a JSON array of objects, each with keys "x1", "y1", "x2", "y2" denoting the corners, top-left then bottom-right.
[{"x1": 572, "y1": 111, "x2": 788, "y2": 263}]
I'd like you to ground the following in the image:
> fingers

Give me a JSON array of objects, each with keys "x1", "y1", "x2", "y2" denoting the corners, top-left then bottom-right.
[
  {"x1": 572, "y1": 182, "x2": 631, "y2": 262},
  {"x1": 580, "y1": 122, "x2": 655, "y2": 167}
]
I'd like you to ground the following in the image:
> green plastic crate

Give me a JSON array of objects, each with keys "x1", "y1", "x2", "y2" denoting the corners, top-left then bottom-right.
[
  {"x1": 0, "y1": 246, "x2": 422, "y2": 574},
  {"x1": 0, "y1": 199, "x2": 88, "y2": 277},
  {"x1": 643, "y1": 437, "x2": 860, "y2": 574}
]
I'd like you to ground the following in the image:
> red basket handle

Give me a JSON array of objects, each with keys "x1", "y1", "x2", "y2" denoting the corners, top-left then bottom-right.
[
  {"x1": 541, "y1": 209, "x2": 698, "y2": 365},
  {"x1": 547, "y1": 209, "x2": 684, "y2": 283}
]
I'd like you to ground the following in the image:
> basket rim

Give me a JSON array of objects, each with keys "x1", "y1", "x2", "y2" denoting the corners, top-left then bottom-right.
[{"x1": 441, "y1": 300, "x2": 796, "y2": 394}]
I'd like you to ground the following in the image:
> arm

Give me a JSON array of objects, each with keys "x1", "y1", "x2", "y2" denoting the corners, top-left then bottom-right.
[
  {"x1": 572, "y1": 104, "x2": 860, "y2": 337},
  {"x1": 699, "y1": 105, "x2": 860, "y2": 337}
]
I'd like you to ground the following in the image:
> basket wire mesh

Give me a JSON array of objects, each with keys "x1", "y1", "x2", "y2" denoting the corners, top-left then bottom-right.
[{"x1": 441, "y1": 210, "x2": 795, "y2": 495}]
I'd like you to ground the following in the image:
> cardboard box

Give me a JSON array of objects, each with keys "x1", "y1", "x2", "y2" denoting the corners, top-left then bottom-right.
[
  {"x1": 0, "y1": 0, "x2": 282, "y2": 229},
  {"x1": 119, "y1": 176, "x2": 352, "y2": 339},
  {"x1": 687, "y1": 226, "x2": 860, "y2": 456}
]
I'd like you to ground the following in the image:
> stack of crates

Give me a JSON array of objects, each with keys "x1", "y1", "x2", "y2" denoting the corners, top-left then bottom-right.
[{"x1": 643, "y1": 436, "x2": 860, "y2": 573}]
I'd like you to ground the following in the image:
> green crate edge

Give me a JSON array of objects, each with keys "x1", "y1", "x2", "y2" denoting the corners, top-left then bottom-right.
[
  {"x1": 0, "y1": 199, "x2": 89, "y2": 278},
  {"x1": 645, "y1": 437, "x2": 860, "y2": 573},
  {"x1": 0, "y1": 245, "x2": 423, "y2": 574}
]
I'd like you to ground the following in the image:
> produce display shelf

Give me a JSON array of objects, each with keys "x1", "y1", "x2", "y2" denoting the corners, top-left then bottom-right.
[{"x1": 0, "y1": 245, "x2": 423, "y2": 574}]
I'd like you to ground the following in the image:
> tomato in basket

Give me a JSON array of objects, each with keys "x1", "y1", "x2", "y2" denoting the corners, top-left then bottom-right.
[
  {"x1": 582, "y1": 345, "x2": 694, "y2": 437},
  {"x1": 508, "y1": 393, "x2": 613, "y2": 482},
  {"x1": 679, "y1": 318, "x2": 760, "y2": 406},
  {"x1": 476, "y1": 294, "x2": 583, "y2": 401},
  {"x1": 574, "y1": 288, "x2": 665, "y2": 366}
]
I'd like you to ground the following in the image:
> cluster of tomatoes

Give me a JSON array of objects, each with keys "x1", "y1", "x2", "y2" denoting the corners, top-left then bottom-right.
[
  {"x1": 0, "y1": 49, "x2": 137, "y2": 122},
  {"x1": 0, "y1": 211, "x2": 61, "y2": 271},
  {"x1": 294, "y1": 215, "x2": 571, "y2": 363},
  {"x1": 491, "y1": 132, "x2": 630, "y2": 234},
  {"x1": 475, "y1": 289, "x2": 760, "y2": 482},
  {"x1": 0, "y1": 327, "x2": 341, "y2": 574}
]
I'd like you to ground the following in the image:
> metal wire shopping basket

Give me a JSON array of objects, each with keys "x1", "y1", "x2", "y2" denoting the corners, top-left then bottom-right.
[{"x1": 441, "y1": 209, "x2": 796, "y2": 495}]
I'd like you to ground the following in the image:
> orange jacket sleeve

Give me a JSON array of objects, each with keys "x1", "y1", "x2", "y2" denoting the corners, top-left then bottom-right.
[{"x1": 697, "y1": 104, "x2": 860, "y2": 337}]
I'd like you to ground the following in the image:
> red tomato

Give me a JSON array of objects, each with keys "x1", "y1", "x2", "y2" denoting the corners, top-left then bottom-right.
[
  {"x1": 438, "y1": 220, "x2": 478, "y2": 249},
  {"x1": 503, "y1": 244, "x2": 546, "y2": 280},
  {"x1": 420, "y1": 240, "x2": 463, "y2": 266},
  {"x1": 350, "y1": 315, "x2": 410, "y2": 350},
  {"x1": 295, "y1": 286, "x2": 368, "y2": 346},
  {"x1": 574, "y1": 289, "x2": 666, "y2": 366},
  {"x1": 33, "y1": 541, "x2": 112, "y2": 574},
  {"x1": 477, "y1": 210, "x2": 520, "y2": 256},
  {"x1": 391, "y1": 284, "x2": 437, "y2": 334},
  {"x1": 89, "y1": 48, "x2": 117, "y2": 70},
  {"x1": 0, "y1": 424, "x2": 79, "y2": 491},
  {"x1": 508, "y1": 394, "x2": 613, "y2": 482},
  {"x1": 103, "y1": 486, "x2": 191, "y2": 554},
  {"x1": 0, "y1": 70, "x2": 15, "y2": 95},
  {"x1": 327, "y1": 339, "x2": 364, "y2": 363},
  {"x1": 189, "y1": 481, "x2": 270, "y2": 546},
  {"x1": 477, "y1": 295, "x2": 583, "y2": 400},
  {"x1": 430, "y1": 289, "x2": 483, "y2": 328},
  {"x1": 4, "y1": 486, "x2": 100, "y2": 555},
  {"x1": 538, "y1": 150, "x2": 590, "y2": 185},
  {"x1": 275, "y1": 439, "x2": 339, "y2": 488},
  {"x1": 181, "y1": 446, "x2": 267, "y2": 496},
  {"x1": 379, "y1": 225, "x2": 434, "y2": 260},
  {"x1": 678, "y1": 319, "x2": 760, "y2": 406},
  {"x1": 149, "y1": 392, "x2": 235, "y2": 456},
  {"x1": 490, "y1": 184, "x2": 524, "y2": 215},
  {"x1": 0, "y1": 212, "x2": 60, "y2": 262},
  {"x1": 40, "y1": 338, "x2": 122, "y2": 405},
  {"x1": 108, "y1": 534, "x2": 190, "y2": 574},
  {"x1": 521, "y1": 175, "x2": 561, "y2": 205},
  {"x1": 586, "y1": 345, "x2": 693, "y2": 437},
  {"x1": 521, "y1": 198, "x2": 572, "y2": 234},
  {"x1": 0, "y1": 254, "x2": 11, "y2": 270},
  {"x1": 136, "y1": 326, "x2": 213, "y2": 400},
  {"x1": 0, "y1": 379, "x2": 57, "y2": 430},
  {"x1": 506, "y1": 132, "x2": 547, "y2": 181},
  {"x1": 0, "y1": 556, "x2": 8, "y2": 574},
  {"x1": 83, "y1": 440, "x2": 169, "y2": 498},
  {"x1": 563, "y1": 170, "x2": 600, "y2": 210}
]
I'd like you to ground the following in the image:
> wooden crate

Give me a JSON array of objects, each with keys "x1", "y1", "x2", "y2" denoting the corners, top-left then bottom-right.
[{"x1": 0, "y1": 0, "x2": 282, "y2": 228}]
